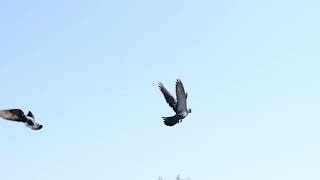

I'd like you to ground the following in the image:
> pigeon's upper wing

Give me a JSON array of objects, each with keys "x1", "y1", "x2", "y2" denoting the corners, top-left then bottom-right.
[
  {"x1": 175, "y1": 79, "x2": 188, "y2": 113},
  {"x1": 27, "y1": 111, "x2": 35, "y2": 119},
  {"x1": 162, "y1": 115, "x2": 181, "y2": 126},
  {"x1": 0, "y1": 109, "x2": 26, "y2": 122},
  {"x1": 159, "y1": 82, "x2": 177, "y2": 112}
]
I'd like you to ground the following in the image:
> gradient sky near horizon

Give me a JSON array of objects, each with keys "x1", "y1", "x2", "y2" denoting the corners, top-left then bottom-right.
[{"x1": 1, "y1": 0, "x2": 320, "y2": 180}]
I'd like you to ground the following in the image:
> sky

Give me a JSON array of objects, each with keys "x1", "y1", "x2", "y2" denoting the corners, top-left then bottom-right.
[{"x1": 0, "y1": 0, "x2": 320, "y2": 180}]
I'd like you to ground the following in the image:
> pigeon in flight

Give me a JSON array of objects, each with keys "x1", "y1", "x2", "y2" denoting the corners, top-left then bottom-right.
[
  {"x1": 159, "y1": 79, "x2": 191, "y2": 126},
  {"x1": 0, "y1": 109, "x2": 43, "y2": 130}
]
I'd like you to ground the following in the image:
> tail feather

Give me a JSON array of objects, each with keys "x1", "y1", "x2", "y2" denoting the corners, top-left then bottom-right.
[{"x1": 162, "y1": 115, "x2": 181, "y2": 126}]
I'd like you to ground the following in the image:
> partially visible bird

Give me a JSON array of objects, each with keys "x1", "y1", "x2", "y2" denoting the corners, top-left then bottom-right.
[
  {"x1": 0, "y1": 109, "x2": 43, "y2": 130},
  {"x1": 159, "y1": 79, "x2": 191, "y2": 126}
]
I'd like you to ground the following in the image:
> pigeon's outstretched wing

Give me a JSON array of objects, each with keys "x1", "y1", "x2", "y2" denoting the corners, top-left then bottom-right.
[
  {"x1": 162, "y1": 115, "x2": 181, "y2": 126},
  {"x1": 159, "y1": 82, "x2": 177, "y2": 112},
  {"x1": 0, "y1": 109, "x2": 26, "y2": 122},
  {"x1": 25, "y1": 111, "x2": 43, "y2": 130},
  {"x1": 27, "y1": 111, "x2": 34, "y2": 119},
  {"x1": 175, "y1": 79, "x2": 188, "y2": 113}
]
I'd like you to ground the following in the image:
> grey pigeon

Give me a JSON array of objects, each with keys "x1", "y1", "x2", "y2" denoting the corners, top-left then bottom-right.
[
  {"x1": 159, "y1": 79, "x2": 191, "y2": 126},
  {"x1": 0, "y1": 109, "x2": 43, "y2": 130}
]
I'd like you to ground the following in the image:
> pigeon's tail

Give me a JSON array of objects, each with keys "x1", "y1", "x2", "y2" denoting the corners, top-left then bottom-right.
[
  {"x1": 24, "y1": 119, "x2": 43, "y2": 130},
  {"x1": 162, "y1": 115, "x2": 181, "y2": 126}
]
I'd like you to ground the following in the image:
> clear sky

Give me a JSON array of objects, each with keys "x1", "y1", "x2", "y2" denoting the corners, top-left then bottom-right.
[{"x1": 0, "y1": 0, "x2": 320, "y2": 180}]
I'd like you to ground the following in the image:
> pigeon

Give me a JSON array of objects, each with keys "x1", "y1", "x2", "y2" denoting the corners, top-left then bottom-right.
[
  {"x1": 0, "y1": 109, "x2": 43, "y2": 130},
  {"x1": 159, "y1": 79, "x2": 191, "y2": 126}
]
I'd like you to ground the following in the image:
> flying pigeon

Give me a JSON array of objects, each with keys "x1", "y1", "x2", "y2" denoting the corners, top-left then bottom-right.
[
  {"x1": 159, "y1": 79, "x2": 192, "y2": 126},
  {"x1": 0, "y1": 109, "x2": 43, "y2": 130}
]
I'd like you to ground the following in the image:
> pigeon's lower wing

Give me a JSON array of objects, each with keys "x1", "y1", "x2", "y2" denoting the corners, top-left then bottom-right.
[
  {"x1": 159, "y1": 82, "x2": 177, "y2": 112},
  {"x1": 0, "y1": 109, "x2": 25, "y2": 122},
  {"x1": 162, "y1": 115, "x2": 181, "y2": 126}
]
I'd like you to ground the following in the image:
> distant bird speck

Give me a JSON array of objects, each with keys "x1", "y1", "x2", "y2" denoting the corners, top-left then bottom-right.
[
  {"x1": 159, "y1": 79, "x2": 192, "y2": 126},
  {"x1": 0, "y1": 109, "x2": 43, "y2": 130}
]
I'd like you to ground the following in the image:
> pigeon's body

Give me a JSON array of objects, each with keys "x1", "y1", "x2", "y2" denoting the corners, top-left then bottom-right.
[
  {"x1": 0, "y1": 109, "x2": 43, "y2": 130},
  {"x1": 159, "y1": 79, "x2": 191, "y2": 126}
]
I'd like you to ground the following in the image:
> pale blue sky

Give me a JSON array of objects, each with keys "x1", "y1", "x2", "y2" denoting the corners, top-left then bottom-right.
[{"x1": 1, "y1": 0, "x2": 320, "y2": 180}]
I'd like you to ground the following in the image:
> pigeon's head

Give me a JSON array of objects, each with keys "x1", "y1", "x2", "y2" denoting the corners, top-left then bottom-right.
[
  {"x1": 25, "y1": 122, "x2": 43, "y2": 130},
  {"x1": 188, "y1": 108, "x2": 192, "y2": 113},
  {"x1": 35, "y1": 124, "x2": 43, "y2": 130},
  {"x1": 24, "y1": 115, "x2": 43, "y2": 130}
]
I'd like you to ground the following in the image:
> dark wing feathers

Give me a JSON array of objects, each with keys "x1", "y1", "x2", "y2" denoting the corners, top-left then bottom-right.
[
  {"x1": 0, "y1": 109, "x2": 26, "y2": 122},
  {"x1": 27, "y1": 111, "x2": 34, "y2": 119},
  {"x1": 159, "y1": 82, "x2": 177, "y2": 112},
  {"x1": 175, "y1": 79, "x2": 187, "y2": 113}
]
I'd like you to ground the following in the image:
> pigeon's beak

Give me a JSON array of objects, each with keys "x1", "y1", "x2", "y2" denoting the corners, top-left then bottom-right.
[{"x1": 28, "y1": 124, "x2": 43, "y2": 130}]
